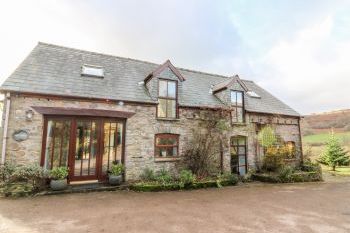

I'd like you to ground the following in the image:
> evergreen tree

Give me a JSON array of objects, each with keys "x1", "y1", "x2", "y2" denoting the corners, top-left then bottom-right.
[{"x1": 320, "y1": 131, "x2": 349, "y2": 171}]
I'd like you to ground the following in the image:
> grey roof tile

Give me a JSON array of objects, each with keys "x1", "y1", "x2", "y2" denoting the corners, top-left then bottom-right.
[{"x1": 1, "y1": 42, "x2": 300, "y2": 117}]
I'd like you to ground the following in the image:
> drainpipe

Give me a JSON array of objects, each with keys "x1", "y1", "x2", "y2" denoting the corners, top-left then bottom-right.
[
  {"x1": 298, "y1": 117, "x2": 304, "y2": 165},
  {"x1": 1, "y1": 93, "x2": 11, "y2": 165}
]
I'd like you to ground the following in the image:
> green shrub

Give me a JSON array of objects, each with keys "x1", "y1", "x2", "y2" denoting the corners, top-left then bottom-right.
[
  {"x1": 302, "y1": 159, "x2": 322, "y2": 172},
  {"x1": 262, "y1": 146, "x2": 286, "y2": 171},
  {"x1": 131, "y1": 182, "x2": 181, "y2": 192},
  {"x1": 0, "y1": 161, "x2": 16, "y2": 183},
  {"x1": 277, "y1": 166, "x2": 294, "y2": 182},
  {"x1": 109, "y1": 164, "x2": 124, "y2": 176},
  {"x1": 179, "y1": 169, "x2": 196, "y2": 187},
  {"x1": 218, "y1": 173, "x2": 239, "y2": 185},
  {"x1": 155, "y1": 169, "x2": 173, "y2": 185},
  {"x1": 49, "y1": 167, "x2": 69, "y2": 180},
  {"x1": 14, "y1": 164, "x2": 48, "y2": 189},
  {"x1": 252, "y1": 167, "x2": 322, "y2": 183},
  {"x1": 140, "y1": 167, "x2": 156, "y2": 181}
]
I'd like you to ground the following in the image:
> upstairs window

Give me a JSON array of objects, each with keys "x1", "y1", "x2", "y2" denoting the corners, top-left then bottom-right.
[
  {"x1": 155, "y1": 134, "x2": 179, "y2": 158},
  {"x1": 81, "y1": 65, "x2": 104, "y2": 78},
  {"x1": 157, "y1": 79, "x2": 177, "y2": 118},
  {"x1": 231, "y1": 90, "x2": 244, "y2": 123}
]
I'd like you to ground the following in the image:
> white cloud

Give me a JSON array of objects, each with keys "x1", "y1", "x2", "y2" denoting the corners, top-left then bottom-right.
[{"x1": 259, "y1": 16, "x2": 350, "y2": 114}]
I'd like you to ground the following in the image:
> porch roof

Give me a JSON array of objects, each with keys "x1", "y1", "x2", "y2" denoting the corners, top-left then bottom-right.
[{"x1": 31, "y1": 106, "x2": 136, "y2": 118}]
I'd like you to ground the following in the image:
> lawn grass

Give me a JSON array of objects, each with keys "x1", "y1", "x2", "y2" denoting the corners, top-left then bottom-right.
[
  {"x1": 322, "y1": 165, "x2": 350, "y2": 176},
  {"x1": 303, "y1": 131, "x2": 350, "y2": 144}
]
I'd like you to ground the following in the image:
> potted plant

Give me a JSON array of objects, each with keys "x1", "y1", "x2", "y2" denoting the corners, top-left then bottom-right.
[
  {"x1": 49, "y1": 167, "x2": 69, "y2": 191},
  {"x1": 109, "y1": 163, "x2": 124, "y2": 185}
]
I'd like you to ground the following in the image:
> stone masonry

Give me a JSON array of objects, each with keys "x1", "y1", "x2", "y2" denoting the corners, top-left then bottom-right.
[{"x1": 3, "y1": 94, "x2": 301, "y2": 181}]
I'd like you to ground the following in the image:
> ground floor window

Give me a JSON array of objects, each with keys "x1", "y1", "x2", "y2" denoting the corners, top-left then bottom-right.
[
  {"x1": 230, "y1": 136, "x2": 247, "y2": 175},
  {"x1": 284, "y1": 141, "x2": 296, "y2": 158},
  {"x1": 155, "y1": 134, "x2": 179, "y2": 158}
]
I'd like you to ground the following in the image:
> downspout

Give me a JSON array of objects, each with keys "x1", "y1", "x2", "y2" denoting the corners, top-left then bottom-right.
[
  {"x1": 298, "y1": 117, "x2": 304, "y2": 165},
  {"x1": 1, "y1": 93, "x2": 11, "y2": 165}
]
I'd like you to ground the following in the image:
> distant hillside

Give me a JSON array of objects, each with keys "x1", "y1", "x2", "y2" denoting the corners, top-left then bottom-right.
[{"x1": 301, "y1": 109, "x2": 350, "y2": 135}]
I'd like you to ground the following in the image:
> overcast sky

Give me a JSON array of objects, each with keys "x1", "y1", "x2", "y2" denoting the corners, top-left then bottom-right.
[{"x1": 0, "y1": 0, "x2": 349, "y2": 114}]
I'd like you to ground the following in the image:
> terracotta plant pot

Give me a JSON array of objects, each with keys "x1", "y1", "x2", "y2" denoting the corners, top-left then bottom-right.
[
  {"x1": 109, "y1": 175, "x2": 123, "y2": 186},
  {"x1": 50, "y1": 179, "x2": 68, "y2": 191}
]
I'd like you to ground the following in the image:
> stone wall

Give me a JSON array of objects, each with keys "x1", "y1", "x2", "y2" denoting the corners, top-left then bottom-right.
[{"x1": 3, "y1": 94, "x2": 302, "y2": 180}]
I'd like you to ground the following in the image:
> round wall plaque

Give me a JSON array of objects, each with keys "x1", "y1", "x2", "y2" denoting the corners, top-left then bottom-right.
[{"x1": 13, "y1": 130, "x2": 29, "y2": 142}]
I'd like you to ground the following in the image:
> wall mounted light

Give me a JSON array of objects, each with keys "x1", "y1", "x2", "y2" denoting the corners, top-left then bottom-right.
[
  {"x1": 118, "y1": 101, "x2": 124, "y2": 106},
  {"x1": 25, "y1": 109, "x2": 34, "y2": 121}
]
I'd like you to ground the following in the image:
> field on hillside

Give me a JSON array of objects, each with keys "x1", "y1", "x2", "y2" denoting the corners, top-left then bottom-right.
[
  {"x1": 303, "y1": 131, "x2": 350, "y2": 145},
  {"x1": 303, "y1": 131, "x2": 350, "y2": 158},
  {"x1": 301, "y1": 109, "x2": 350, "y2": 176}
]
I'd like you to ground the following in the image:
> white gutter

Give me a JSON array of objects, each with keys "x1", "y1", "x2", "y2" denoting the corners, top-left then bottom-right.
[{"x1": 1, "y1": 93, "x2": 11, "y2": 165}]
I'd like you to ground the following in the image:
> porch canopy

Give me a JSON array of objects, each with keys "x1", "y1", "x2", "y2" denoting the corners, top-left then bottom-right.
[{"x1": 31, "y1": 106, "x2": 136, "y2": 118}]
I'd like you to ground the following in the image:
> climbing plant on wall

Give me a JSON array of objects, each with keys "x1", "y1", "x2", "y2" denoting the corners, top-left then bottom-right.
[{"x1": 258, "y1": 125, "x2": 277, "y2": 148}]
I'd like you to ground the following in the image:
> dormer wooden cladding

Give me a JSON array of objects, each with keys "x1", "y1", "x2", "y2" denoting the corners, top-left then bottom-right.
[{"x1": 145, "y1": 60, "x2": 186, "y2": 83}]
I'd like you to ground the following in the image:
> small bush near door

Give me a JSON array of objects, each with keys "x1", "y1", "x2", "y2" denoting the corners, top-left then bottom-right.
[
  {"x1": 252, "y1": 162, "x2": 322, "y2": 183},
  {"x1": 0, "y1": 162, "x2": 48, "y2": 197}
]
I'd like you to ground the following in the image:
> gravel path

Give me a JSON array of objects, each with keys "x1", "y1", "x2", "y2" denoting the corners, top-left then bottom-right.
[{"x1": 0, "y1": 181, "x2": 349, "y2": 233}]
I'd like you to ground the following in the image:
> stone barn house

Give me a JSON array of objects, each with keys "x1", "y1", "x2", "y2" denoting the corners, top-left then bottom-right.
[{"x1": 0, "y1": 42, "x2": 302, "y2": 182}]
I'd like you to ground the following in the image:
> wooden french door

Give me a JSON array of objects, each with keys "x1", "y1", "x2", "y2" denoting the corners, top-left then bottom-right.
[
  {"x1": 69, "y1": 119, "x2": 100, "y2": 181},
  {"x1": 41, "y1": 117, "x2": 125, "y2": 182}
]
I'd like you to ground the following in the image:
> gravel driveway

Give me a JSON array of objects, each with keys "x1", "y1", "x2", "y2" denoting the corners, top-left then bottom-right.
[{"x1": 0, "y1": 181, "x2": 349, "y2": 233}]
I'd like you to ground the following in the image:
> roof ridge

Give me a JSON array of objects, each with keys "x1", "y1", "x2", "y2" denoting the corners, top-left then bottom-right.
[{"x1": 37, "y1": 42, "x2": 251, "y2": 81}]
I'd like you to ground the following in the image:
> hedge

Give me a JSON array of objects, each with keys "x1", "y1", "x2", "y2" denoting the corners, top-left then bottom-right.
[
  {"x1": 251, "y1": 170, "x2": 322, "y2": 183},
  {"x1": 130, "y1": 178, "x2": 238, "y2": 192}
]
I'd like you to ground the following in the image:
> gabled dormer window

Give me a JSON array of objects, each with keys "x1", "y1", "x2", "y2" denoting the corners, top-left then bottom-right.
[
  {"x1": 231, "y1": 90, "x2": 244, "y2": 123},
  {"x1": 157, "y1": 79, "x2": 177, "y2": 118}
]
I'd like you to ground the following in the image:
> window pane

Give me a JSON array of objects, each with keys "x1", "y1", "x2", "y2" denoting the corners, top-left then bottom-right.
[
  {"x1": 231, "y1": 91, "x2": 237, "y2": 104},
  {"x1": 167, "y1": 99, "x2": 176, "y2": 118},
  {"x1": 155, "y1": 147, "x2": 178, "y2": 157},
  {"x1": 239, "y1": 155, "x2": 246, "y2": 166},
  {"x1": 172, "y1": 147, "x2": 178, "y2": 156},
  {"x1": 236, "y1": 92, "x2": 243, "y2": 106},
  {"x1": 238, "y1": 138, "x2": 246, "y2": 146},
  {"x1": 159, "y1": 80, "x2": 167, "y2": 97},
  {"x1": 239, "y1": 166, "x2": 246, "y2": 175},
  {"x1": 168, "y1": 81, "x2": 176, "y2": 98},
  {"x1": 82, "y1": 65, "x2": 104, "y2": 77},
  {"x1": 157, "y1": 99, "x2": 167, "y2": 117},
  {"x1": 44, "y1": 120, "x2": 71, "y2": 170},
  {"x1": 156, "y1": 137, "x2": 177, "y2": 146},
  {"x1": 238, "y1": 147, "x2": 246, "y2": 155}
]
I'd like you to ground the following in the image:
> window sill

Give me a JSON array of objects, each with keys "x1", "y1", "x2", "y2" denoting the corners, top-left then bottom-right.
[
  {"x1": 156, "y1": 118, "x2": 180, "y2": 122},
  {"x1": 154, "y1": 157, "x2": 181, "y2": 162}
]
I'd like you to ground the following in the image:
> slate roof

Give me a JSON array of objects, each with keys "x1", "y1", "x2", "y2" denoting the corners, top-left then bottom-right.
[{"x1": 0, "y1": 42, "x2": 300, "y2": 117}]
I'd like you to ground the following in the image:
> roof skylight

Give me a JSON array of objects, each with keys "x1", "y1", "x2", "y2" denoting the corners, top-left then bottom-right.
[
  {"x1": 81, "y1": 65, "x2": 104, "y2": 78},
  {"x1": 247, "y1": 91, "x2": 260, "y2": 98}
]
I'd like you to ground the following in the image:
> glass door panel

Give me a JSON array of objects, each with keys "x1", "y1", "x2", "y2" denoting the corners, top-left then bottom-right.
[
  {"x1": 73, "y1": 120, "x2": 99, "y2": 179},
  {"x1": 102, "y1": 121, "x2": 124, "y2": 175},
  {"x1": 230, "y1": 137, "x2": 247, "y2": 175},
  {"x1": 43, "y1": 119, "x2": 71, "y2": 170}
]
